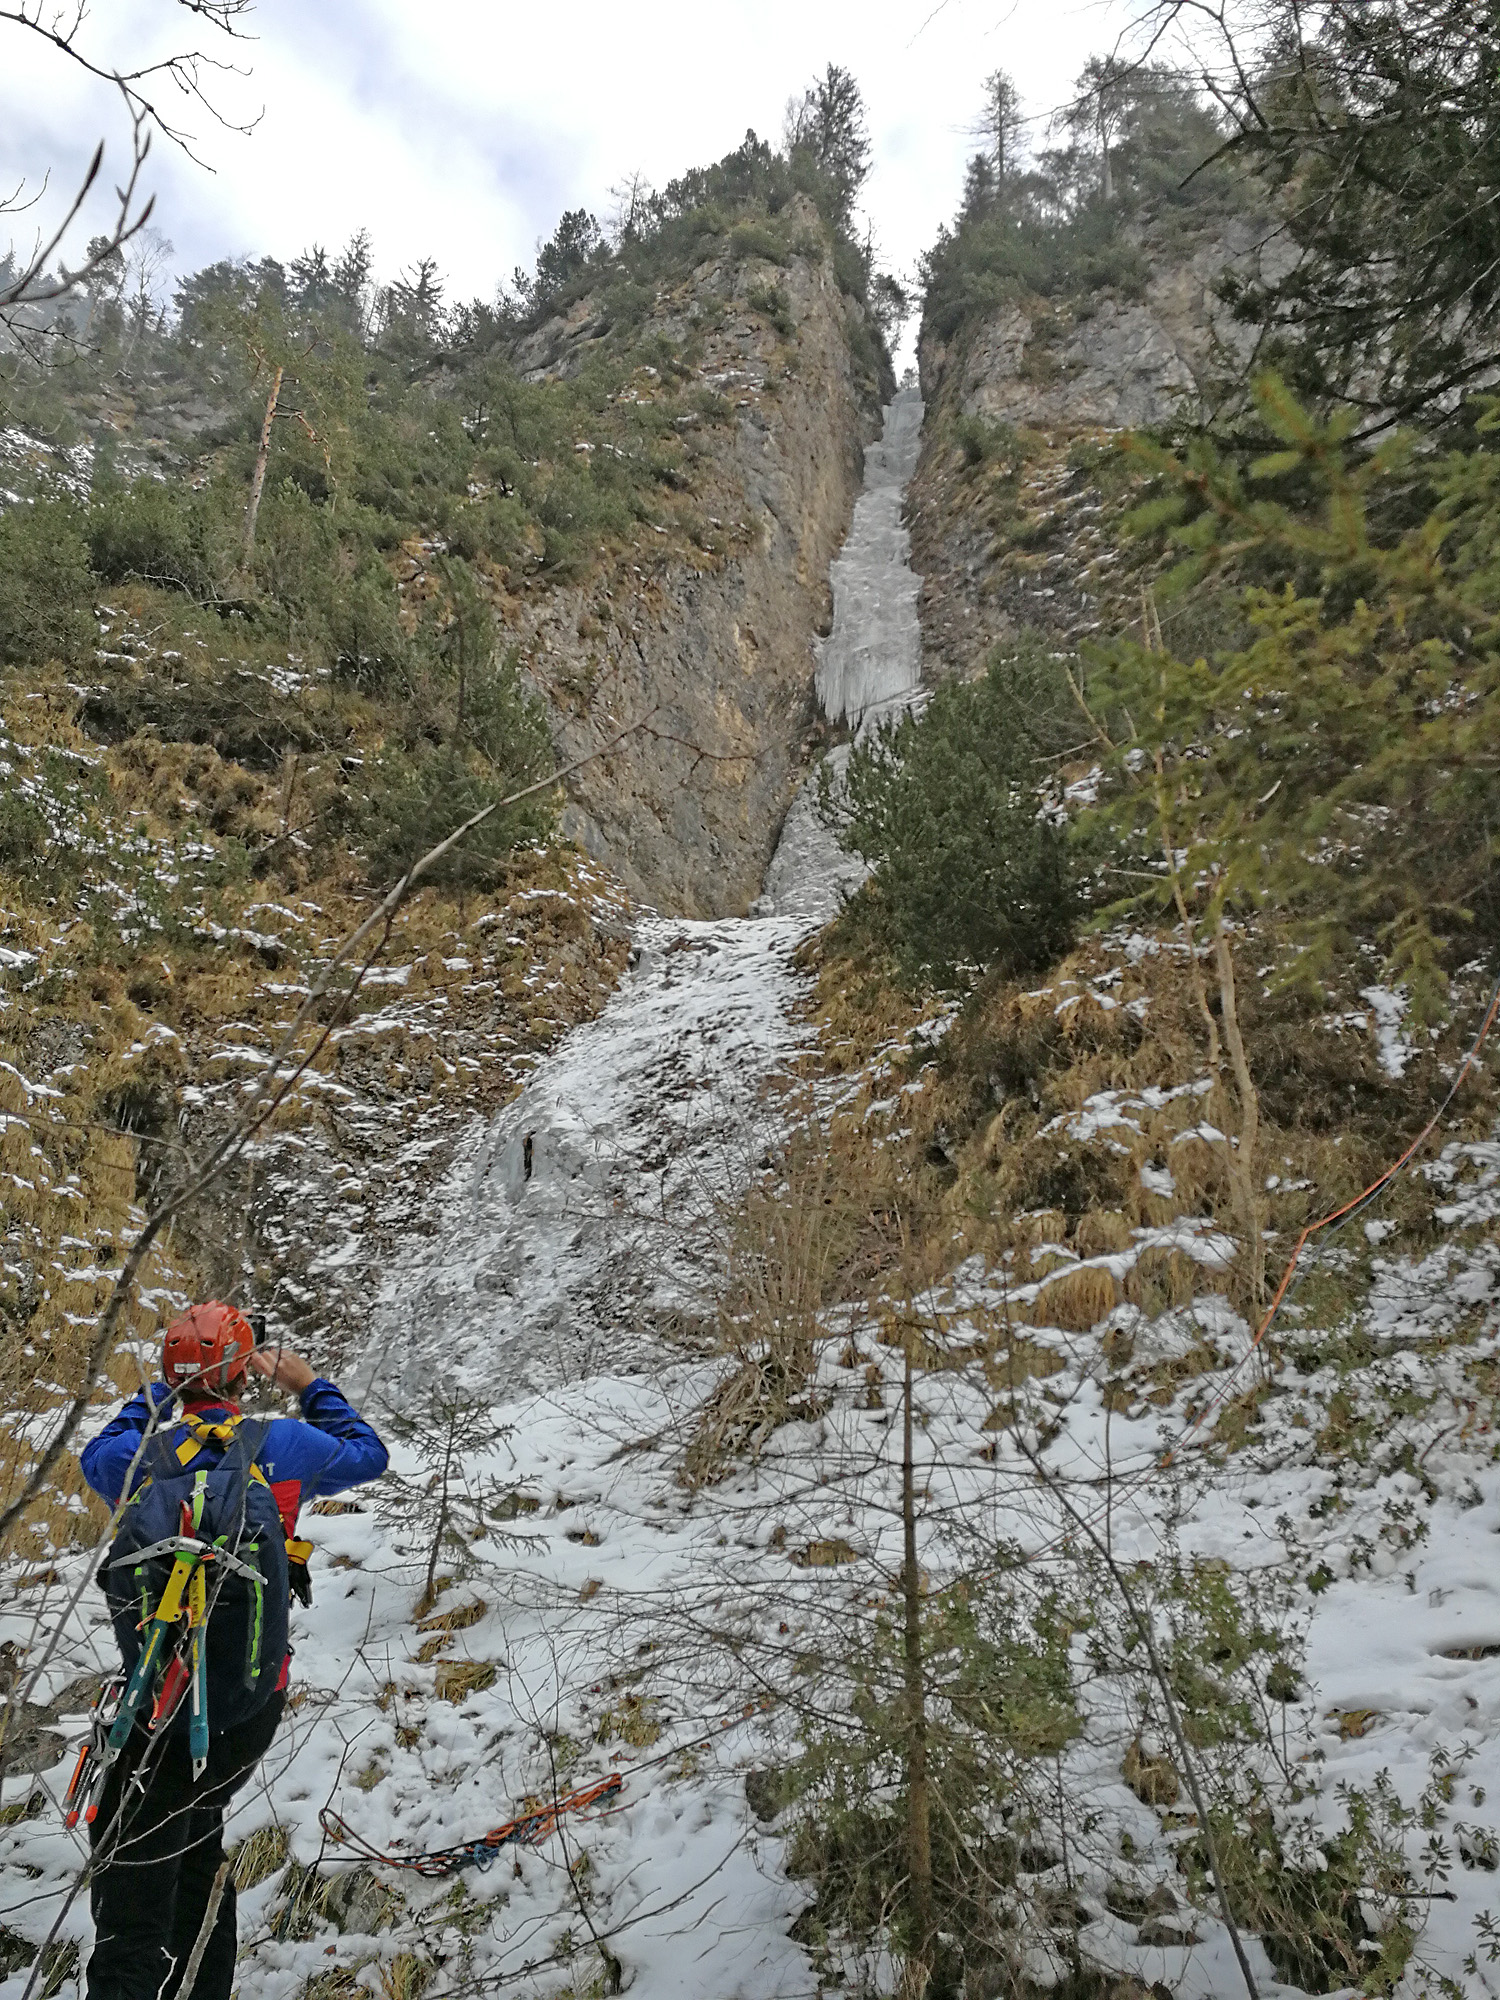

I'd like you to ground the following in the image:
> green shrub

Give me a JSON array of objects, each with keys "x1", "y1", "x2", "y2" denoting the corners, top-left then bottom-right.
[
  {"x1": 747, "y1": 282, "x2": 795, "y2": 339},
  {"x1": 249, "y1": 480, "x2": 340, "y2": 617},
  {"x1": 729, "y1": 221, "x2": 790, "y2": 265},
  {"x1": 829, "y1": 639, "x2": 1080, "y2": 986},
  {"x1": 951, "y1": 414, "x2": 1024, "y2": 470},
  {"x1": 355, "y1": 743, "x2": 553, "y2": 889},
  {"x1": 89, "y1": 482, "x2": 223, "y2": 599},
  {"x1": 1084, "y1": 376, "x2": 1500, "y2": 1015},
  {"x1": 785, "y1": 1574, "x2": 1080, "y2": 1995},
  {"x1": 326, "y1": 559, "x2": 410, "y2": 692},
  {"x1": 0, "y1": 499, "x2": 94, "y2": 668},
  {"x1": 832, "y1": 237, "x2": 869, "y2": 302},
  {"x1": 353, "y1": 635, "x2": 554, "y2": 886},
  {"x1": 923, "y1": 210, "x2": 1148, "y2": 345},
  {"x1": 0, "y1": 788, "x2": 47, "y2": 871}
]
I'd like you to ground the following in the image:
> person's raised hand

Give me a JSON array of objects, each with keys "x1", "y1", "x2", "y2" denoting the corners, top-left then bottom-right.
[{"x1": 247, "y1": 1344, "x2": 317, "y2": 1396}]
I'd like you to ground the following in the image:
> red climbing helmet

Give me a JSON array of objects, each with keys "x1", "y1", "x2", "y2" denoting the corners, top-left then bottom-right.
[{"x1": 162, "y1": 1301, "x2": 254, "y2": 1394}]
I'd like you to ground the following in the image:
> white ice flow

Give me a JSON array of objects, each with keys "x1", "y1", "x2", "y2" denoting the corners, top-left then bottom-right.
[
  {"x1": 814, "y1": 381, "x2": 925, "y2": 738},
  {"x1": 360, "y1": 386, "x2": 928, "y2": 1403}
]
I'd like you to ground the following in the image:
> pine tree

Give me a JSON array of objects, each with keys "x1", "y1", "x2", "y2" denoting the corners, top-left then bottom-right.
[
  {"x1": 1195, "y1": 0, "x2": 1500, "y2": 424},
  {"x1": 1083, "y1": 373, "x2": 1500, "y2": 1022},
  {"x1": 331, "y1": 228, "x2": 375, "y2": 335},
  {"x1": 785, "y1": 64, "x2": 872, "y2": 233},
  {"x1": 975, "y1": 68, "x2": 1024, "y2": 181},
  {"x1": 829, "y1": 639, "x2": 1079, "y2": 987}
]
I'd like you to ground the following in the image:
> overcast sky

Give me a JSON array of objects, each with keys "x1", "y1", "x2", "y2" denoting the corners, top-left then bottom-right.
[{"x1": 2, "y1": 0, "x2": 1132, "y2": 365}]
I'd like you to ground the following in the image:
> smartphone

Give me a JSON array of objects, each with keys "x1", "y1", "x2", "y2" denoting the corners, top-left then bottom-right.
[{"x1": 250, "y1": 1313, "x2": 268, "y2": 1348}]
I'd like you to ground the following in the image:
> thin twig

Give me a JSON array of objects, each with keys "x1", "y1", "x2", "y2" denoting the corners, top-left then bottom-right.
[{"x1": 175, "y1": 1856, "x2": 232, "y2": 2000}]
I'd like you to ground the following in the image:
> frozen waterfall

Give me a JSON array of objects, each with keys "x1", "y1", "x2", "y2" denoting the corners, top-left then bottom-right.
[{"x1": 360, "y1": 386, "x2": 926, "y2": 1400}]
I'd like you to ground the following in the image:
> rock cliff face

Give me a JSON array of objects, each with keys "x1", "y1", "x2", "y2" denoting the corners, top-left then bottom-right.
[
  {"x1": 504, "y1": 216, "x2": 888, "y2": 916},
  {"x1": 918, "y1": 214, "x2": 1286, "y2": 434},
  {"x1": 909, "y1": 216, "x2": 1286, "y2": 683}
]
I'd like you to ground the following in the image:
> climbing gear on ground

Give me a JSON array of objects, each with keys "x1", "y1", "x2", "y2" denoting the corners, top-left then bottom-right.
[
  {"x1": 319, "y1": 1700, "x2": 775, "y2": 1878},
  {"x1": 162, "y1": 1302, "x2": 255, "y2": 1393},
  {"x1": 321, "y1": 1774, "x2": 624, "y2": 1877},
  {"x1": 99, "y1": 1416, "x2": 289, "y2": 1782}
]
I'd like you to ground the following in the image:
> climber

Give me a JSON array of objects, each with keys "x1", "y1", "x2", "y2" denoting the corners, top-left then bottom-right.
[{"x1": 77, "y1": 1301, "x2": 388, "y2": 2000}]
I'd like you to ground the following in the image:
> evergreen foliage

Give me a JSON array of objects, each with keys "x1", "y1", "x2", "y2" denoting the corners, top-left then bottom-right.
[
  {"x1": 0, "y1": 499, "x2": 94, "y2": 668},
  {"x1": 1205, "y1": 0, "x2": 1500, "y2": 426},
  {"x1": 784, "y1": 64, "x2": 872, "y2": 235},
  {"x1": 922, "y1": 60, "x2": 1236, "y2": 346},
  {"x1": 0, "y1": 96, "x2": 895, "y2": 894},
  {"x1": 493, "y1": 105, "x2": 887, "y2": 347},
  {"x1": 827, "y1": 641, "x2": 1080, "y2": 987},
  {"x1": 1084, "y1": 374, "x2": 1500, "y2": 1019},
  {"x1": 786, "y1": 1573, "x2": 1079, "y2": 1995}
]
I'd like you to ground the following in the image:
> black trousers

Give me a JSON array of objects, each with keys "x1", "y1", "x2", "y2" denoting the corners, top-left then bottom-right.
[{"x1": 87, "y1": 1695, "x2": 284, "y2": 2000}]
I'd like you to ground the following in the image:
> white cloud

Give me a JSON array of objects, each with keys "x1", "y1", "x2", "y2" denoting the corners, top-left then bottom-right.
[{"x1": 1, "y1": 0, "x2": 1110, "y2": 364}]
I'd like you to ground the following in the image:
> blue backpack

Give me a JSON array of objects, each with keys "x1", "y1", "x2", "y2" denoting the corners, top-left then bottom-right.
[{"x1": 103, "y1": 1415, "x2": 290, "y2": 1738}]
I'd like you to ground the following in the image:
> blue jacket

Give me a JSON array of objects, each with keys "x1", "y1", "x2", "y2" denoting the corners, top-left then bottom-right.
[{"x1": 81, "y1": 1378, "x2": 389, "y2": 1521}]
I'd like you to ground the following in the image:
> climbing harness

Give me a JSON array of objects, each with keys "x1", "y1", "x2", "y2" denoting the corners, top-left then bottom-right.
[{"x1": 321, "y1": 1775, "x2": 624, "y2": 1878}]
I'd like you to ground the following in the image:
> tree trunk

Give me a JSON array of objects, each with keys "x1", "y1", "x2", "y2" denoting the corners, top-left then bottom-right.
[
  {"x1": 901, "y1": 1351, "x2": 933, "y2": 1989},
  {"x1": 243, "y1": 364, "x2": 284, "y2": 560},
  {"x1": 1213, "y1": 912, "x2": 1267, "y2": 1312},
  {"x1": 421, "y1": 1417, "x2": 457, "y2": 1616}
]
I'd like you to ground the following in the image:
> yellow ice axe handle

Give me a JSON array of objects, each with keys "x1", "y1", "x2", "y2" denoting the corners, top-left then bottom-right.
[{"x1": 154, "y1": 1550, "x2": 198, "y2": 1626}]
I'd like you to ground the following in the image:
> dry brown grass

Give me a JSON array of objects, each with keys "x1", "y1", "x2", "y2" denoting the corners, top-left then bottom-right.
[
  {"x1": 980, "y1": 1327, "x2": 1066, "y2": 1388},
  {"x1": 595, "y1": 1692, "x2": 662, "y2": 1746},
  {"x1": 692, "y1": 855, "x2": 1500, "y2": 1480},
  {"x1": 1123, "y1": 1738, "x2": 1180, "y2": 1807},
  {"x1": 231, "y1": 1822, "x2": 290, "y2": 1891},
  {"x1": 415, "y1": 1599, "x2": 486, "y2": 1634},
  {"x1": 1028, "y1": 1263, "x2": 1121, "y2": 1333},
  {"x1": 682, "y1": 1104, "x2": 915, "y2": 1484},
  {"x1": 1010, "y1": 1210, "x2": 1070, "y2": 1251},
  {"x1": 790, "y1": 1537, "x2": 858, "y2": 1568},
  {"x1": 1124, "y1": 1246, "x2": 1226, "y2": 1315},
  {"x1": 1074, "y1": 1210, "x2": 1132, "y2": 1257},
  {"x1": 378, "y1": 1957, "x2": 434, "y2": 2000},
  {"x1": 433, "y1": 1660, "x2": 497, "y2": 1703},
  {"x1": 805, "y1": 914, "x2": 1492, "y2": 1328}
]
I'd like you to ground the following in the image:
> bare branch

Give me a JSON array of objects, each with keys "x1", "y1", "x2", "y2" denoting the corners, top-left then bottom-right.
[{"x1": 0, "y1": 0, "x2": 258, "y2": 330}]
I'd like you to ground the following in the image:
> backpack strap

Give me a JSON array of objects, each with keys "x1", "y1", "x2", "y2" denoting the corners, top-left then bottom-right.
[
  {"x1": 212, "y1": 1419, "x2": 272, "y2": 1526},
  {"x1": 138, "y1": 1409, "x2": 312, "y2": 1600},
  {"x1": 171, "y1": 1413, "x2": 278, "y2": 1496},
  {"x1": 174, "y1": 1415, "x2": 240, "y2": 1466}
]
